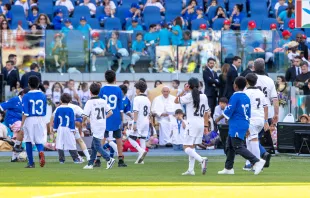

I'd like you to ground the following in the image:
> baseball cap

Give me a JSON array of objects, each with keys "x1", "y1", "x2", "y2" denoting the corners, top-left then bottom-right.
[
  {"x1": 132, "y1": 17, "x2": 138, "y2": 23},
  {"x1": 288, "y1": 19, "x2": 295, "y2": 29},
  {"x1": 200, "y1": 23, "x2": 207, "y2": 29},
  {"x1": 224, "y1": 19, "x2": 231, "y2": 25},
  {"x1": 270, "y1": 23, "x2": 277, "y2": 29},
  {"x1": 302, "y1": 34, "x2": 307, "y2": 39},
  {"x1": 64, "y1": 18, "x2": 71, "y2": 23},
  {"x1": 54, "y1": 33, "x2": 61, "y2": 38},
  {"x1": 195, "y1": 6, "x2": 204, "y2": 11},
  {"x1": 80, "y1": 16, "x2": 87, "y2": 21},
  {"x1": 56, "y1": 8, "x2": 63, "y2": 14},
  {"x1": 248, "y1": 20, "x2": 256, "y2": 29},
  {"x1": 282, "y1": 30, "x2": 291, "y2": 37},
  {"x1": 131, "y1": 3, "x2": 140, "y2": 9}
]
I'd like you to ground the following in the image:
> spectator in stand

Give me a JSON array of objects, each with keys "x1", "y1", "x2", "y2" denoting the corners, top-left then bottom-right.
[
  {"x1": 126, "y1": 3, "x2": 141, "y2": 21},
  {"x1": 51, "y1": 33, "x2": 66, "y2": 73},
  {"x1": 285, "y1": 56, "x2": 302, "y2": 83},
  {"x1": 129, "y1": 32, "x2": 146, "y2": 73},
  {"x1": 280, "y1": 30, "x2": 291, "y2": 47},
  {"x1": 0, "y1": 20, "x2": 13, "y2": 48},
  {"x1": 55, "y1": 0, "x2": 74, "y2": 16},
  {"x1": 218, "y1": 63, "x2": 229, "y2": 99},
  {"x1": 51, "y1": 82, "x2": 63, "y2": 104},
  {"x1": 154, "y1": 80, "x2": 162, "y2": 88},
  {"x1": 107, "y1": 31, "x2": 124, "y2": 73},
  {"x1": 0, "y1": 14, "x2": 6, "y2": 24},
  {"x1": 35, "y1": 14, "x2": 52, "y2": 30},
  {"x1": 300, "y1": 51, "x2": 310, "y2": 71},
  {"x1": 27, "y1": 6, "x2": 39, "y2": 26},
  {"x1": 144, "y1": 0, "x2": 165, "y2": 13},
  {"x1": 30, "y1": 0, "x2": 38, "y2": 8},
  {"x1": 15, "y1": 0, "x2": 29, "y2": 16},
  {"x1": 98, "y1": 5, "x2": 112, "y2": 27},
  {"x1": 127, "y1": 18, "x2": 143, "y2": 31},
  {"x1": 158, "y1": 22, "x2": 172, "y2": 46},
  {"x1": 212, "y1": 6, "x2": 228, "y2": 22},
  {"x1": 144, "y1": 24, "x2": 159, "y2": 73},
  {"x1": 296, "y1": 62, "x2": 310, "y2": 89},
  {"x1": 20, "y1": 63, "x2": 41, "y2": 89},
  {"x1": 171, "y1": 17, "x2": 183, "y2": 46},
  {"x1": 78, "y1": 82, "x2": 90, "y2": 107},
  {"x1": 192, "y1": 6, "x2": 205, "y2": 20},
  {"x1": 26, "y1": 24, "x2": 42, "y2": 48},
  {"x1": 3, "y1": 61, "x2": 19, "y2": 91},
  {"x1": 3, "y1": 4, "x2": 12, "y2": 24},
  {"x1": 77, "y1": 16, "x2": 92, "y2": 37},
  {"x1": 181, "y1": 30, "x2": 192, "y2": 46},
  {"x1": 90, "y1": 31, "x2": 105, "y2": 72},
  {"x1": 52, "y1": 9, "x2": 64, "y2": 30},
  {"x1": 80, "y1": 0, "x2": 96, "y2": 17},
  {"x1": 224, "y1": 56, "x2": 241, "y2": 99},
  {"x1": 270, "y1": 23, "x2": 277, "y2": 31},
  {"x1": 274, "y1": 0, "x2": 288, "y2": 17},
  {"x1": 206, "y1": 0, "x2": 218, "y2": 13},
  {"x1": 64, "y1": 79, "x2": 80, "y2": 104},
  {"x1": 277, "y1": 4, "x2": 295, "y2": 25},
  {"x1": 296, "y1": 33, "x2": 309, "y2": 60},
  {"x1": 222, "y1": 19, "x2": 231, "y2": 31},
  {"x1": 61, "y1": 18, "x2": 73, "y2": 38},
  {"x1": 43, "y1": 80, "x2": 51, "y2": 96},
  {"x1": 287, "y1": 41, "x2": 300, "y2": 61},
  {"x1": 97, "y1": 0, "x2": 117, "y2": 14},
  {"x1": 240, "y1": 60, "x2": 254, "y2": 77},
  {"x1": 229, "y1": 4, "x2": 244, "y2": 30},
  {"x1": 182, "y1": 0, "x2": 197, "y2": 22}
]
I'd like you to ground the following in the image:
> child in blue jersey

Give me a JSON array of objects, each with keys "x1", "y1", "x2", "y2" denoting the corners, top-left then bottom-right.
[
  {"x1": 217, "y1": 77, "x2": 265, "y2": 175},
  {"x1": 27, "y1": 6, "x2": 39, "y2": 26},
  {"x1": 61, "y1": 19, "x2": 73, "y2": 38},
  {"x1": 144, "y1": 24, "x2": 159, "y2": 73},
  {"x1": 119, "y1": 84, "x2": 132, "y2": 124},
  {"x1": 130, "y1": 33, "x2": 146, "y2": 73},
  {"x1": 77, "y1": 16, "x2": 92, "y2": 37},
  {"x1": 158, "y1": 23, "x2": 172, "y2": 46},
  {"x1": 90, "y1": 31, "x2": 106, "y2": 72},
  {"x1": 0, "y1": 88, "x2": 29, "y2": 162},
  {"x1": 98, "y1": 70, "x2": 127, "y2": 167},
  {"x1": 53, "y1": 93, "x2": 79, "y2": 163},
  {"x1": 3, "y1": 4, "x2": 12, "y2": 24},
  {"x1": 52, "y1": 8, "x2": 64, "y2": 30},
  {"x1": 21, "y1": 76, "x2": 47, "y2": 168}
]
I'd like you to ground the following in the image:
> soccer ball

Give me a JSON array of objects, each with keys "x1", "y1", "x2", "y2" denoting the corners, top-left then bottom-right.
[{"x1": 18, "y1": 151, "x2": 27, "y2": 162}]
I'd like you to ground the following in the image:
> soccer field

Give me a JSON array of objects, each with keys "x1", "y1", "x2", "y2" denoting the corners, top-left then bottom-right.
[{"x1": 1, "y1": 155, "x2": 310, "y2": 198}]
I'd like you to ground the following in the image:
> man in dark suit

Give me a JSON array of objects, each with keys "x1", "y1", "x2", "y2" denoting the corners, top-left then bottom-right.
[
  {"x1": 240, "y1": 60, "x2": 254, "y2": 77},
  {"x1": 3, "y1": 61, "x2": 19, "y2": 91},
  {"x1": 296, "y1": 33, "x2": 308, "y2": 60},
  {"x1": 20, "y1": 63, "x2": 42, "y2": 89},
  {"x1": 224, "y1": 56, "x2": 242, "y2": 99},
  {"x1": 203, "y1": 57, "x2": 219, "y2": 115},
  {"x1": 285, "y1": 56, "x2": 302, "y2": 83}
]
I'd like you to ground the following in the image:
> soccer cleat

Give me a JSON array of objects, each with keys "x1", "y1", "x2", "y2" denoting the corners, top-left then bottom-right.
[
  {"x1": 74, "y1": 159, "x2": 83, "y2": 164},
  {"x1": 106, "y1": 158, "x2": 116, "y2": 169},
  {"x1": 243, "y1": 164, "x2": 253, "y2": 171},
  {"x1": 83, "y1": 165, "x2": 94, "y2": 169},
  {"x1": 137, "y1": 151, "x2": 147, "y2": 164},
  {"x1": 218, "y1": 168, "x2": 235, "y2": 175},
  {"x1": 182, "y1": 170, "x2": 195, "y2": 176},
  {"x1": 25, "y1": 163, "x2": 35, "y2": 168},
  {"x1": 253, "y1": 159, "x2": 266, "y2": 175},
  {"x1": 59, "y1": 161, "x2": 65, "y2": 164},
  {"x1": 94, "y1": 160, "x2": 101, "y2": 167},
  {"x1": 134, "y1": 160, "x2": 144, "y2": 164},
  {"x1": 118, "y1": 159, "x2": 127, "y2": 167},
  {"x1": 13, "y1": 146, "x2": 23, "y2": 153},
  {"x1": 39, "y1": 151, "x2": 45, "y2": 167},
  {"x1": 11, "y1": 158, "x2": 18, "y2": 162},
  {"x1": 262, "y1": 152, "x2": 271, "y2": 168},
  {"x1": 78, "y1": 156, "x2": 85, "y2": 163},
  {"x1": 201, "y1": 157, "x2": 208, "y2": 175}
]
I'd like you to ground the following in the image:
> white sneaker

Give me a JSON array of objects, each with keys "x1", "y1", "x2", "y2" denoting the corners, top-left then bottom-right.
[
  {"x1": 201, "y1": 157, "x2": 208, "y2": 175},
  {"x1": 218, "y1": 168, "x2": 235, "y2": 175},
  {"x1": 148, "y1": 67, "x2": 153, "y2": 73},
  {"x1": 129, "y1": 66, "x2": 135, "y2": 73},
  {"x1": 134, "y1": 160, "x2": 144, "y2": 164},
  {"x1": 116, "y1": 67, "x2": 121, "y2": 73},
  {"x1": 182, "y1": 170, "x2": 195, "y2": 176},
  {"x1": 106, "y1": 158, "x2": 115, "y2": 169},
  {"x1": 78, "y1": 156, "x2": 85, "y2": 163},
  {"x1": 253, "y1": 159, "x2": 266, "y2": 175},
  {"x1": 92, "y1": 66, "x2": 96, "y2": 72},
  {"x1": 83, "y1": 165, "x2": 93, "y2": 169},
  {"x1": 137, "y1": 151, "x2": 147, "y2": 164}
]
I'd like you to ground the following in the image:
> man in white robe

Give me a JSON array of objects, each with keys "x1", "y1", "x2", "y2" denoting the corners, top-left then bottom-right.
[{"x1": 151, "y1": 86, "x2": 181, "y2": 146}]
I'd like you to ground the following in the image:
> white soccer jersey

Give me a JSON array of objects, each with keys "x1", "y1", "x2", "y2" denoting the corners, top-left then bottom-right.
[
  {"x1": 83, "y1": 97, "x2": 111, "y2": 139},
  {"x1": 179, "y1": 93, "x2": 210, "y2": 137},
  {"x1": 133, "y1": 95, "x2": 151, "y2": 137},
  {"x1": 255, "y1": 74, "x2": 278, "y2": 118},
  {"x1": 244, "y1": 87, "x2": 267, "y2": 124}
]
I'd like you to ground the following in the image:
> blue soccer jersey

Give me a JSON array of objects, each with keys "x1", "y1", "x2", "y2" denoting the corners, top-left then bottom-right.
[
  {"x1": 123, "y1": 96, "x2": 131, "y2": 114},
  {"x1": 99, "y1": 84, "x2": 123, "y2": 131},
  {"x1": 22, "y1": 90, "x2": 47, "y2": 117},
  {"x1": 223, "y1": 91, "x2": 251, "y2": 140},
  {"x1": 0, "y1": 96, "x2": 22, "y2": 126},
  {"x1": 53, "y1": 106, "x2": 75, "y2": 131}
]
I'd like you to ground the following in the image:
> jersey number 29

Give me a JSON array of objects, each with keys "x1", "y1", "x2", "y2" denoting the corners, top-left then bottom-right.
[{"x1": 102, "y1": 95, "x2": 117, "y2": 109}]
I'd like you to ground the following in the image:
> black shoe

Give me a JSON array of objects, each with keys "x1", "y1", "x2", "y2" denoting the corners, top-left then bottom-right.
[
  {"x1": 11, "y1": 158, "x2": 18, "y2": 162},
  {"x1": 118, "y1": 159, "x2": 127, "y2": 167},
  {"x1": 94, "y1": 160, "x2": 101, "y2": 167},
  {"x1": 13, "y1": 146, "x2": 23, "y2": 153},
  {"x1": 25, "y1": 163, "x2": 35, "y2": 168},
  {"x1": 263, "y1": 152, "x2": 271, "y2": 168}
]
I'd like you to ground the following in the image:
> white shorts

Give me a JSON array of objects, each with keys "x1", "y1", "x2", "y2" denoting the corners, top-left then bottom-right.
[
  {"x1": 75, "y1": 131, "x2": 81, "y2": 140},
  {"x1": 248, "y1": 123, "x2": 264, "y2": 140},
  {"x1": 183, "y1": 134, "x2": 202, "y2": 146},
  {"x1": 56, "y1": 127, "x2": 76, "y2": 150},
  {"x1": 23, "y1": 117, "x2": 46, "y2": 144}
]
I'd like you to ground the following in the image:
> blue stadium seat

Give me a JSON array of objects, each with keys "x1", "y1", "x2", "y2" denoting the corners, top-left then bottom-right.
[
  {"x1": 304, "y1": 28, "x2": 310, "y2": 38},
  {"x1": 207, "y1": 6, "x2": 219, "y2": 22},
  {"x1": 283, "y1": 18, "x2": 295, "y2": 30},
  {"x1": 10, "y1": 18, "x2": 29, "y2": 30},
  {"x1": 191, "y1": 18, "x2": 207, "y2": 30},
  {"x1": 119, "y1": 32, "x2": 129, "y2": 50},
  {"x1": 104, "y1": 17, "x2": 122, "y2": 30},
  {"x1": 250, "y1": 1, "x2": 268, "y2": 17},
  {"x1": 96, "y1": 6, "x2": 105, "y2": 18},
  {"x1": 240, "y1": 17, "x2": 263, "y2": 30},
  {"x1": 212, "y1": 18, "x2": 225, "y2": 30},
  {"x1": 73, "y1": 6, "x2": 91, "y2": 19},
  {"x1": 53, "y1": 6, "x2": 69, "y2": 18},
  {"x1": 116, "y1": 6, "x2": 130, "y2": 24},
  {"x1": 277, "y1": 5, "x2": 288, "y2": 17},
  {"x1": 87, "y1": 18, "x2": 100, "y2": 29},
  {"x1": 71, "y1": 18, "x2": 80, "y2": 29},
  {"x1": 38, "y1": 0, "x2": 53, "y2": 16},
  {"x1": 143, "y1": 7, "x2": 161, "y2": 30},
  {"x1": 11, "y1": 5, "x2": 25, "y2": 20},
  {"x1": 79, "y1": 0, "x2": 96, "y2": 4},
  {"x1": 261, "y1": 18, "x2": 278, "y2": 30},
  {"x1": 165, "y1": 1, "x2": 183, "y2": 22}
]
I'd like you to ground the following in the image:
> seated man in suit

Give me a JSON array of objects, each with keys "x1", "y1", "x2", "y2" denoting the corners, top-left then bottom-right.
[
  {"x1": 285, "y1": 56, "x2": 302, "y2": 83},
  {"x1": 224, "y1": 56, "x2": 242, "y2": 99},
  {"x1": 20, "y1": 63, "x2": 42, "y2": 89},
  {"x1": 3, "y1": 61, "x2": 19, "y2": 91}
]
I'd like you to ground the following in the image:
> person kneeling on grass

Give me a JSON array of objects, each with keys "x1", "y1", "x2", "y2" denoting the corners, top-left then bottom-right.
[{"x1": 83, "y1": 83, "x2": 115, "y2": 170}]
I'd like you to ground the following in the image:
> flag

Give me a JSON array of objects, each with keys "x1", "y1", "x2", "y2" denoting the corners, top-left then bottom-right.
[{"x1": 296, "y1": 0, "x2": 310, "y2": 28}]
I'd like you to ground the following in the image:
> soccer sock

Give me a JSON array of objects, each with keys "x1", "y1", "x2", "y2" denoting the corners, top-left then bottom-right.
[
  {"x1": 128, "y1": 137, "x2": 144, "y2": 153},
  {"x1": 25, "y1": 142, "x2": 33, "y2": 165},
  {"x1": 250, "y1": 141, "x2": 260, "y2": 160},
  {"x1": 245, "y1": 138, "x2": 251, "y2": 165},
  {"x1": 14, "y1": 140, "x2": 21, "y2": 147},
  {"x1": 11, "y1": 152, "x2": 19, "y2": 160},
  {"x1": 140, "y1": 139, "x2": 146, "y2": 151},
  {"x1": 35, "y1": 144, "x2": 44, "y2": 152},
  {"x1": 184, "y1": 147, "x2": 203, "y2": 163},
  {"x1": 108, "y1": 141, "x2": 118, "y2": 156},
  {"x1": 188, "y1": 155, "x2": 195, "y2": 172},
  {"x1": 83, "y1": 149, "x2": 90, "y2": 161}
]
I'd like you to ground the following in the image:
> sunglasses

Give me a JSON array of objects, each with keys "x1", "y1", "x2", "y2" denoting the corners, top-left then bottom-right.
[{"x1": 40, "y1": 18, "x2": 46, "y2": 20}]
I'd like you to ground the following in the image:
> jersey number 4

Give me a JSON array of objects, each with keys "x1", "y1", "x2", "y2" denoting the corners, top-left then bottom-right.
[
  {"x1": 95, "y1": 107, "x2": 105, "y2": 120},
  {"x1": 194, "y1": 104, "x2": 205, "y2": 117}
]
